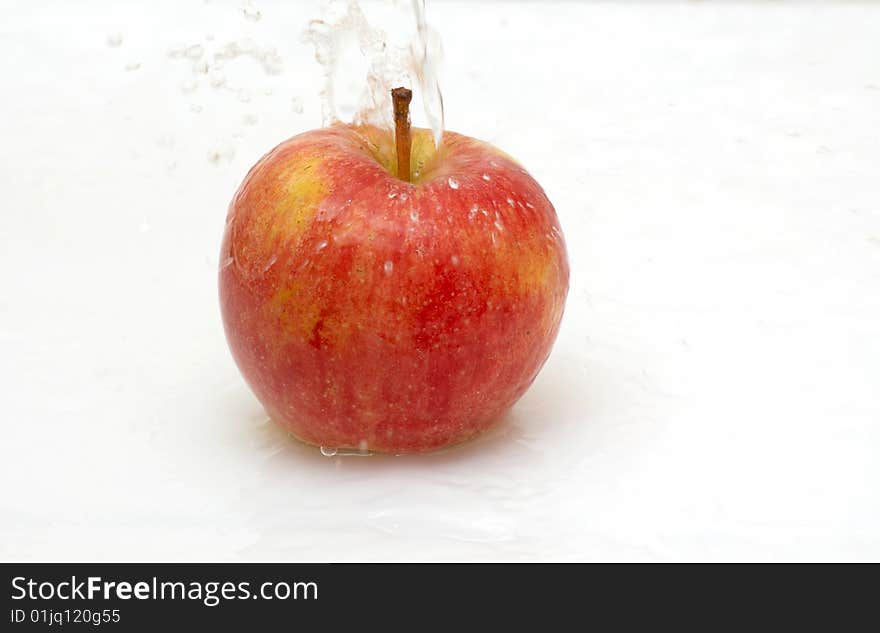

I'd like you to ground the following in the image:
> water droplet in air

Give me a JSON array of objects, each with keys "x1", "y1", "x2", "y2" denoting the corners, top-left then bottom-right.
[
  {"x1": 180, "y1": 80, "x2": 198, "y2": 94},
  {"x1": 242, "y1": 113, "x2": 258, "y2": 126},
  {"x1": 384, "y1": 261, "x2": 394, "y2": 275},
  {"x1": 124, "y1": 62, "x2": 141, "y2": 72},
  {"x1": 447, "y1": 177, "x2": 459, "y2": 190},
  {"x1": 184, "y1": 44, "x2": 204, "y2": 60},
  {"x1": 291, "y1": 97, "x2": 304, "y2": 113},
  {"x1": 106, "y1": 33, "x2": 123, "y2": 48},
  {"x1": 320, "y1": 446, "x2": 338, "y2": 457},
  {"x1": 209, "y1": 70, "x2": 226, "y2": 88},
  {"x1": 241, "y1": 1, "x2": 262, "y2": 22},
  {"x1": 207, "y1": 144, "x2": 235, "y2": 164}
]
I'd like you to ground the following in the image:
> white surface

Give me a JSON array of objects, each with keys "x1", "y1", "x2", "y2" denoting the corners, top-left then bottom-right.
[{"x1": 2, "y1": 1, "x2": 879, "y2": 561}]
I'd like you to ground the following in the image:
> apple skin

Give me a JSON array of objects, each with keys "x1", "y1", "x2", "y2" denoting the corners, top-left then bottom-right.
[{"x1": 219, "y1": 124, "x2": 569, "y2": 453}]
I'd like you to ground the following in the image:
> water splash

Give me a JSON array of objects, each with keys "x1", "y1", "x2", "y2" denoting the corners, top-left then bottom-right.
[
  {"x1": 411, "y1": 0, "x2": 444, "y2": 147},
  {"x1": 304, "y1": 0, "x2": 445, "y2": 147},
  {"x1": 167, "y1": 37, "x2": 284, "y2": 97}
]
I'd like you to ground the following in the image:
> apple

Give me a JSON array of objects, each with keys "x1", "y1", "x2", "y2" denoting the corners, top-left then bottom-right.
[{"x1": 219, "y1": 89, "x2": 569, "y2": 453}]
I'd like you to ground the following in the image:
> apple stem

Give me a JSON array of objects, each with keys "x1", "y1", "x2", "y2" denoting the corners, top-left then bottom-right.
[{"x1": 392, "y1": 87, "x2": 413, "y2": 182}]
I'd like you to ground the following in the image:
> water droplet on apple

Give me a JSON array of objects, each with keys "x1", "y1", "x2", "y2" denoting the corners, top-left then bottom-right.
[
  {"x1": 358, "y1": 439, "x2": 369, "y2": 452},
  {"x1": 221, "y1": 256, "x2": 234, "y2": 269},
  {"x1": 320, "y1": 446, "x2": 338, "y2": 457},
  {"x1": 447, "y1": 177, "x2": 459, "y2": 190},
  {"x1": 388, "y1": 191, "x2": 398, "y2": 199},
  {"x1": 468, "y1": 205, "x2": 478, "y2": 221},
  {"x1": 481, "y1": 174, "x2": 491, "y2": 182},
  {"x1": 494, "y1": 220, "x2": 504, "y2": 232},
  {"x1": 262, "y1": 253, "x2": 278, "y2": 272},
  {"x1": 384, "y1": 260, "x2": 394, "y2": 275},
  {"x1": 451, "y1": 255, "x2": 460, "y2": 266},
  {"x1": 506, "y1": 197, "x2": 515, "y2": 207},
  {"x1": 315, "y1": 240, "x2": 328, "y2": 252},
  {"x1": 410, "y1": 211, "x2": 419, "y2": 222}
]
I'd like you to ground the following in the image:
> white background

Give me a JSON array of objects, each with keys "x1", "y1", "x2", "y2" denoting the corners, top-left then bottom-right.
[{"x1": 2, "y1": 1, "x2": 878, "y2": 561}]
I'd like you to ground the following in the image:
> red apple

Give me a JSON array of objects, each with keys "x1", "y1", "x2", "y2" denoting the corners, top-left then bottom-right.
[{"x1": 219, "y1": 103, "x2": 569, "y2": 453}]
